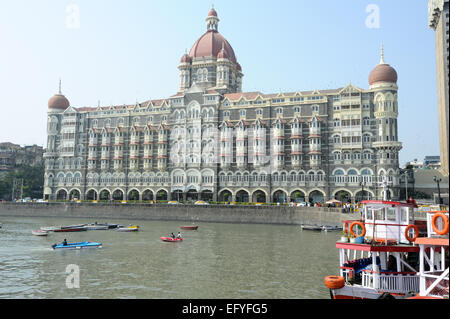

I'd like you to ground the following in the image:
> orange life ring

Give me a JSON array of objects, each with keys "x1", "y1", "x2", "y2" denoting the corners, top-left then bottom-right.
[
  {"x1": 349, "y1": 221, "x2": 366, "y2": 237},
  {"x1": 404, "y1": 224, "x2": 419, "y2": 242},
  {"x1": 324, "y1": 276, "x2": 345, "y2": 289},
  {"x1": 431, "y1": 212, "x2": 449, "y2": 235}
]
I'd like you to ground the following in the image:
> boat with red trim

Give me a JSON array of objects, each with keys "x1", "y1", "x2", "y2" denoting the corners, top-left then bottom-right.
[
  {"x1": 406, "y1": 210, "x2": 449, "y2": 299},
  {"x1": 324, "y1": 197, "x2": 432, "y2": 299}
]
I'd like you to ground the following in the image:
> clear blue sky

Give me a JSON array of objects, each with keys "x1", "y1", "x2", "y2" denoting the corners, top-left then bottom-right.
[{"x1": 0, "y1": 0, "x2": 440, "y2": 166}]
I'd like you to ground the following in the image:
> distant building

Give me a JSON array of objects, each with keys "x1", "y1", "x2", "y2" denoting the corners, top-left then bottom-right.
[
  {"x1": 0, "y1": 142, "x2": 44, "y2": 177},
  {"x1": 423, "y1": 155, "x2": 441, "y2": 169},
  {"x1": 428, "y1": 0, "x2": 449, "y2": 176},
  {"x1": 413, "y1": 168, "x2": 448, "y2": 205},
  {"x1": 405, "y1": 159, "x2": 424, "y2": 169}
]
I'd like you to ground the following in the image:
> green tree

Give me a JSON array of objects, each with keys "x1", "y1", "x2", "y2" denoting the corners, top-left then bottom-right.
[{"x1": 0, "y1": 165, "x2": 44, "y2": 200}]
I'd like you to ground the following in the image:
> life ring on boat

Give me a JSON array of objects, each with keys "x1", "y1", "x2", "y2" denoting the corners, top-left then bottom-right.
[
  {"x1": 349, "y1": 221, "x2": 366, "y2": 237},
  {"x1": 404, "y1": 224, "x2": 419, "y2": 242},
  {"x1": 324, "y1": 276, "x2": 345, "y2": 289},
  {"x1": 431, "y1": 212, "x2": 449, "y2": 235}
]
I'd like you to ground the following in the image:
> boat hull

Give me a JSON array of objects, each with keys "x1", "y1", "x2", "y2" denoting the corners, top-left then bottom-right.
[
  {"x1": 85, "y1": 225, "x2": 109, "y2": 230},
  {"x1": 32, "y1": 230, "x2": 48, "y2": 236},
  {"x1": 180, "y1": 226, "x2": 198, "y2": 230},
  {"x1": 330, "y1": 285, "x2": 406, "y2": 299},
  {"x1": 116, "y1": 227, "x2": 138, "y2": 232},
  {"x1": 160, "y1": 237, "x2": 183, "y2": 242},
  {"x1": 54, "y1": 227, "x2": 87, "y2": 232},
  {"x1": 52, "y1": 242, "x2": 102, "y2": 250}
]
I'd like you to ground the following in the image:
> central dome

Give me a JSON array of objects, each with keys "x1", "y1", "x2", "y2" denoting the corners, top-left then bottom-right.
[
  {"x1": 188, "y1": 8, "x2": 237, "y2": 64},
  {"x1": 189, "y1": 30, "x2": 237, "y2": 64}
]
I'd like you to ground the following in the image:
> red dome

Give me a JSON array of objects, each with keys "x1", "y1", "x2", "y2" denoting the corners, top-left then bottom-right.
[
  {"x1": 48, "y1": 94, "x2": 70, "y2": 110},
  {"x1": 180, "y1": 53, "x2": 192, "y2": 63},
  {"x1": 208, "y1": 8, "x2": 218, "y2": 17},
  {"x1": 189, "y1": 31, "x2": 237, "y2": 64},
  {"x1": 369, "y1": 63, "x2": 398, "y2": 85}
]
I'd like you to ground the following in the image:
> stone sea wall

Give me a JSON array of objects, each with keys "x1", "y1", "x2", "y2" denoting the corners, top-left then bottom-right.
[{"x1": 0, "y1": 202, "x2": 355, "y2": 227}]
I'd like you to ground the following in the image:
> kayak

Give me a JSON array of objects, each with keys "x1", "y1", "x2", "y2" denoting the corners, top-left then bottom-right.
[
  {"x1": 52, "y1": 241, "x2": 102, "y2": 250},
  {"x1": 160, "y1": 237, "x2": 183, "y2": 242},
  {"x1": 32, "y1": 230, "x2": 48, "y2": 236},
  {"x1": 180, "y1": 225, "x2": 198, "y2": 230}
]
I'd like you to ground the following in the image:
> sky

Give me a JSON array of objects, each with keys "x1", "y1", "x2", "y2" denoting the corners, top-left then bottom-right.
[{"x1": 0, "y1": 0, "x2": 441, "y2": 167}]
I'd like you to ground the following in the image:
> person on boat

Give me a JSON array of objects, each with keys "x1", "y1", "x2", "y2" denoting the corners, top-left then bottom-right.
[
  {"x1": 170, "y1": 232, "x2": 176, "y2": 239},
  {"x1": 62, "y1": 239, "x2": 67, "y2": 246},
  {"x1": 177, "y1": 232, "x2": 183, "y2": 239}
]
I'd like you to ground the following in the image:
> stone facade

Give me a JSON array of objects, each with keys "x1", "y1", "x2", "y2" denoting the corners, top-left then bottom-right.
[
  {"x1": 429, "y1": 0, "x2": 449, "y2": 176},
  {"x1": 43, "y1": 8, "x2": 402, "y2": 203}
]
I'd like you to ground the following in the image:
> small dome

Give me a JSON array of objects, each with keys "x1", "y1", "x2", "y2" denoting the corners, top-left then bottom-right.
[
  {"x1": 217, "y1": 48, "x2": 229, "y2": 60},
  {"x1": 48, "y1": 94, "x2": 70, "y2": 110},
  {"x1": 369, "y1": 63, "x2": 398, "y2": 85},
  {"x1": 180, "y1": 53, "x2": 192, "y2": 63},
  {"x1": 208, "y1": 7, "x2": 218, "y2": 17},
  {"x1": 236, "y1": 63, "x2": 242, "y2": 71}
]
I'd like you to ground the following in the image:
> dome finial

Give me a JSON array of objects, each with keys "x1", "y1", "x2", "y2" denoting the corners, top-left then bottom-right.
[
  {"x1": 379, "y1": 42, "x2": 385, "y2": 64},
  {"x1": 206, "y1": 5, "x2": 219, "y2": 31},
  {"x1": 58, "y1": 78, "x2": 62, "y2": 94}
]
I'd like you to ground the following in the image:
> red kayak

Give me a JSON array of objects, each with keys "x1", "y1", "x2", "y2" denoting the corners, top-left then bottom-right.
[
  {"x1": 160, "y1": 237, "x2": 183, "y2": 242},
  {"x1": 180, "y1": 226, "x2": 198, "y2": 230}
]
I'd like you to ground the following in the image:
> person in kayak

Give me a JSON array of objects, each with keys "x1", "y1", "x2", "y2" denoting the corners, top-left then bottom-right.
[
  {"x1": 62, "y1": 239, "x2": 67, "y2": 246},
  {"x1": 170, "y1": 232, "x2": 176, "y2": 239},
  {"x1": 177, "y1": 232, "x2": 183, "y2": 239}
]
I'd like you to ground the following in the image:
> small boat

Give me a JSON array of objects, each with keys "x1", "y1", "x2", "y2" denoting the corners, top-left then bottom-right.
[
  {"x1": 116, "y1": 225, "x2": 139, "y2": 232},
  {"x1": 321, "y1": 225, "x2": 343, "y2": 232},
  {"x1": 180, "y1": 225, "x2": 198, "y2": 230},
  {"x1": 32, "y1": 230, "x2": 48, "y2": 236},
  {"x1": 85, "y1": 224, "x2": 109, "y2": 230},
  {"x1": 54, "y1": 226, "x2": 87, "y2": 232},
  {"x1": 40, "y1": 226, "x2": 61, "y2": 231},
  {"x1": 52, "y1": 241, "x2": 102, "y2": 250},
  {"x1": 300, "y1": 224, "x2": 323, "y2": 231},
  {"x1": 160, "y1": 237, "x2": 183, "y2": 242}
]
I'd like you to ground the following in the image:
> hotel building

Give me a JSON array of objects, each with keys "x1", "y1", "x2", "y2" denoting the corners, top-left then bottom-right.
[{"x1": 43, "y1": 8, "x2": 403, "y2": 203}]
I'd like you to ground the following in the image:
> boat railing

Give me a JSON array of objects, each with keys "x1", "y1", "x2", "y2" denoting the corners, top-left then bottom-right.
[
  {"x1": 422, "y1": 269, "x2": 449, "y2": 298},
  {"x1": 361, "y1": 270, "x2": 420, "y2": 294},
  {"x1": 339, "y1": 266, "x2": 354, "y2": 282}
]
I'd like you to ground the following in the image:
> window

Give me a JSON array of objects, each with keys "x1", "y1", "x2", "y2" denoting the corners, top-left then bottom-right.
[{"x1": 312, "y1": 105, "x2": 319, "y2": 112}]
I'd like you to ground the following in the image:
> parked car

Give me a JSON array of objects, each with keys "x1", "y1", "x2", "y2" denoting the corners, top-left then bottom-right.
[{"x1": 296, "y1": 201, "x2": 307, "y2": 207}]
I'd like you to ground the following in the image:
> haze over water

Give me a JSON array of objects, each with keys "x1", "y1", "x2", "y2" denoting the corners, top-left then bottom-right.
[{"x1": 0, "y1": 216, "x2": 340, "y2": 299}]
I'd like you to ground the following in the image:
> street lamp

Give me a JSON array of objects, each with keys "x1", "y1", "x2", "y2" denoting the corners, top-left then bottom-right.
[
  {"x1": 359, "y1": 176, "x2": 367, "y2": 201},
  {"x1": 433, "y1": 176, "x2": 442, "y2": 205}
]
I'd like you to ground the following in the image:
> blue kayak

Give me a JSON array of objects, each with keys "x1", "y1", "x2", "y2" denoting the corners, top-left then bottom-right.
[{"x1": 52, "y1": 241, "x2": 102, "y2": 250}]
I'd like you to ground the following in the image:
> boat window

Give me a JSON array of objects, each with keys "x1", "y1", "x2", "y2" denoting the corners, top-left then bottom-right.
[
  {"x1": 375, "y1": 208, "x2": 385, "y2": 221},
  {"x1": 367, "y1": 209, "x2": 373, "y2": 220},
  {"x1": 409, "y1": 208, "x2": 414, "y2": 223},
  {"x1": 401, "y1": 208, "x2": 408, "y2": 223},
  {"x1": 387, "y1": 208, "x2": 396, "y2": 221}
]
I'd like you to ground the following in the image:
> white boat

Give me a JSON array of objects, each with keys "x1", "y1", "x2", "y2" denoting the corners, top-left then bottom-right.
[
  {"x1": 116, "y1": 225, "x2": 139, "y2": 232},
  {"x1": 85, "y1": 224, "x2": 109, "y2": 230},
  {"x1": 324, "y1": 199, "x2": 430, "y2": 299},
  {"x1": 32, "y1": 230, "x2": 48, "y2": 236}
]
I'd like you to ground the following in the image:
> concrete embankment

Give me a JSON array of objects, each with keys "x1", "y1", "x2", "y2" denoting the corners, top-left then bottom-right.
[{"x1": 0, "y1": 202, "x2": 355, "y2": 227}]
